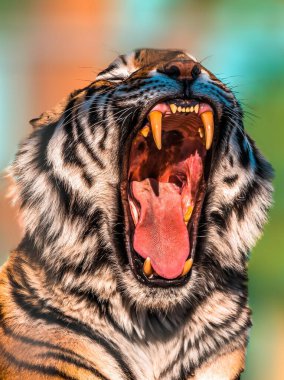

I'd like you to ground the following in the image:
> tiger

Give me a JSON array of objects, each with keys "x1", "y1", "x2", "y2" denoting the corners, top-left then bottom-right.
[{"x1": 0, "y1": 48, "x2": 273, "y2": 380}]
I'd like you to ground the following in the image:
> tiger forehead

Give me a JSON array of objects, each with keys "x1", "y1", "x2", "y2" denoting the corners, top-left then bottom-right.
[
  {"x1": 96, "y1": 48, "x2": 199, "y2": 82},
  {"x1": 132, "y1": 48, "x2": 194, "y2": 69}
]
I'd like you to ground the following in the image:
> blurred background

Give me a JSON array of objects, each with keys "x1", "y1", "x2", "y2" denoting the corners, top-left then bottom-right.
[{"x1": 0, "y1": 0, "x2": 283, "y2": 378}]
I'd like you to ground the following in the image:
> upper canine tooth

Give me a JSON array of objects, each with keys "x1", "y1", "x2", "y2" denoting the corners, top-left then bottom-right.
[
  {"x1": 148, "y1": 110, "x2": 162, "y2": 150},
  {"x1": 194, "y1": 104, "x2": 199, "y2": 114},
  {"x1": 181, "y1": 258, "x2": 193, "y2": 277},
  {"x1": 200, "y1": 111, "x2": 214, "y2": 150},
  {"x1": 170, "y1": 104, "x2": 177, "y2": 114},
  {"x1": 140, "y1": 125, "x2": 150, "y2": 138},
  {"x1": 143, "y1": 257, "x2": 153, "y2": 277}
]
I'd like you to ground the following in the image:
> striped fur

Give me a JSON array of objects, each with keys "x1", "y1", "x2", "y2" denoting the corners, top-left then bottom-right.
[{"x1": 0, "y1": 49, "x2": 273, "y2": 379}]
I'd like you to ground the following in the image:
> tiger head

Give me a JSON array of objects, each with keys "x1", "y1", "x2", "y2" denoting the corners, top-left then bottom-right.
[{"x1": 13, "y1": 49, "x2": 273, "y2": 311}]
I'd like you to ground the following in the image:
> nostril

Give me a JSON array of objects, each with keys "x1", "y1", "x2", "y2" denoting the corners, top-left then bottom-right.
[
  {"x1": 191, "y1": 65, "x2": 201, "y2": 79},
  {"x1": 164, "y1": 65, "x2": 181, "y2": 79}
]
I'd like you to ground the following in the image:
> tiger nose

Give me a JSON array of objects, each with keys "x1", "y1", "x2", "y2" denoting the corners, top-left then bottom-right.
[{"x1": 163, "y1": 60, "x2": 201, "y2": 80}]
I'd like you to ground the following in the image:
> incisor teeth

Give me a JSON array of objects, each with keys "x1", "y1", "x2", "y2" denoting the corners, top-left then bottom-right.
[
  {"x1": 140, "y1": 125, "x2": 150, "y2": 138},
  {"x1": 190, "y1": 106, "x2": 193, "y2": 112},
  {"x1": 170, "y1": 104, "x2": 177, "y2": 114},
  {"x1": 194, "y1": 104, "x2": 199, "y2": 114},
  {"x1": 186, "y1": 107, "x2": 190, "y2": 112},
  {"x1": 177, "y1": 106, "x2": 182, "y2": 112},
  {"x1": 200, "y1": 111, "x2": 214, "y2": 150},
  {"x1": 181, "y1": 258, "x2": 193, "y2": 277},
  {"x1": 181, "y1": 107, "x2": 186, "y2": 112},
  {"x1": 148, "y1": 110, "x2": 162, "y2": 150},
  {"x1": 184, "y1": 205, "x2": 193, "y2": 224},
  {"x1": 143, "y1": 257, "x2": 153, "y2": 277}
]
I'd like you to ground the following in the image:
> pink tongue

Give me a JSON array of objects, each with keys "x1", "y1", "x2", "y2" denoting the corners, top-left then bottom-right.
[{"x1": 132, "y1": 179, "x2": 189, "y2": 279}]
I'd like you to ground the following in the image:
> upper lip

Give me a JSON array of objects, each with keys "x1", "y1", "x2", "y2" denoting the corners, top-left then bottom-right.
[
  {"x1": 145, "y1": 99, "x2": 214, "y2": 151},
  {"x1": 133, "y1": 95, "x2": 219, "y2": 136}
]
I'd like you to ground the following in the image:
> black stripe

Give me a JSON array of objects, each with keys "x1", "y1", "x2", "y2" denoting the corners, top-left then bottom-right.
[
  {"x1": 134, "y1": 50, "x2": 141, "y2": 60},
  {"x1": 52, "y1": 247, "x2": 110, "y2": 283},
  {"x1": 98, "y1": 62, "x2": 118, "y2": 77},
  {"x1": 48, "y1": 173, "x2": 70, "y2": 214},
  {"x1": 37, "y1": 351, "x2": 109, "y2": 380},
  {"x1": 44, "y1": 175, "x2": 92, "y2": 221},
  {"x1": 235, "y1": 128, "x2": 250, "y2": 168},
  {"x1": 197, "y1": 322, "x2": 249, "y2": 373},
  {"x1": 0, "y1": 319, "x2": 96, "y2": 368},
  {"x1": 18, "y1": 119, "x2": 57, "y2": 209},
  {"x1": 119, "y1": 55, "x2": 127, "y2": 65},
  {"x1": 246, "y1": 134, "x2": 274, "y2": 182},
  {"x1": 20, "y1": 180, "x2": 44, "y2": 210},
  {"x1": 174, "y1": 319, "x2": 249, "y2": 380},
  {"x1": 194, "y1": 300, "x2": 250, "y2": 346},
  {"x1": 85, "y1": 85, "x2": 97, "y2": 100},
  {"x1": 87, "y1": 92, "x2": 113, "y2": 151},
  {"x1": 96, "y1": 91, "x2": 115, "y2": 150},
  {"x1": 47, "y1": 174, "x2": 96, "y2": 222},
  {"x1": 8, "y1": 272, "x2": 136, "y2": 380},
  {"x1": 81, "y1": 172, "x2": 93, "y2": 187},
  {"x1": 223, "y1": 174, "x2": 238, "y2": 185},
  {"x1": 0, "y1": 347, "x2": 78, "y2": 380},
  {"x1": 62, "y1": 98, "x2": 85, "y2": 169},
  {"x1": 81, "y1": 207, "x2": 105, "y2": 241},
  {"x1": 88, "y1": 99, "x2": 100, "y2": 130},
  {"x1": 230, "y1": 180, "x2": 260, "y2": 221},
  {"x1": 209, "y1": 177, "x2": 262, "y2": 229},
  {"x1": 209, "y1": 210, "x2": 227, "y2": 231},
  {"x1": 0, "y1": 311, "x2": 108, "y2": 379},
  {"x1": 65, "y1": 286, "x2": 134, "y2": 342},
  {"x1": 28, "y1": 119, "x2": 58, "y2": 172},
  {"x1": 75, "y1": 107, "x2": 105, "y2": 169}
]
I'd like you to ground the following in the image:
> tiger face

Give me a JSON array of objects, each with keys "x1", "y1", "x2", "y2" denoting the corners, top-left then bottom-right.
[{"x1": 14, "y1": 48, "x2": 273, "y2": 312}]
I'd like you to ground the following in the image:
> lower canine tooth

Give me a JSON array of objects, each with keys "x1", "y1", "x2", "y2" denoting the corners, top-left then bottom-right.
[
  {"x1": 148, "y1": 110, "x2": 162, "y2": 150},
  {"x1": 143, "y1": 257, "x2": 153, "y2": 277},
  {"x1": 184, "y1": 205, "x2": 193, "y2": 224},
  {"x1": 140, "y1": 125, "x2": 150, "y2": 138},
  {"x1": 200, "y1": 111, "x2": 214, "y2": 150},
  {"x1": 181, "y1": 258, "x2": 193, "y2": 277}
]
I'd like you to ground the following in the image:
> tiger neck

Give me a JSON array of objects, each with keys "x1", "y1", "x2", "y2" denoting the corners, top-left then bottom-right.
[{"x1": 11, "y1": 244, "x2": 198, "y2": 343}]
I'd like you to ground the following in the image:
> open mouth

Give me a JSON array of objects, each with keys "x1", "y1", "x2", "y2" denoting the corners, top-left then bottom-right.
[{"x1": 123, "y1": 99, "x2": 215, "y2": 286}]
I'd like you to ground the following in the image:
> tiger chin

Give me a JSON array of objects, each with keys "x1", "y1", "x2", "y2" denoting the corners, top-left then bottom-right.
[{"x1": 0, "y1": 49, "x2": 273, "y2": 380}]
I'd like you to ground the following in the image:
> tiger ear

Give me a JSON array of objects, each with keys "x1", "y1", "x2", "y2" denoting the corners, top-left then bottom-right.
[
  {"x1": 29, "y1": 115, "x2": 44, "y2": 129},
  {"x1": 29, "y1": 95, "x2": 69, "y2": 130},
  {"x1": 96, "y1": 52, "x2": 138, "y2": 82}
]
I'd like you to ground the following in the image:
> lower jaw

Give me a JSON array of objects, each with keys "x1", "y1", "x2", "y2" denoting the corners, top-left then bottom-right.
[{"x1": 120, "y1": 175, "x2": 207, "y2": 288}]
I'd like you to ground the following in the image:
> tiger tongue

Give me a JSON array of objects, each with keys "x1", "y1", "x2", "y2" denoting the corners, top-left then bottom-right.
[{"x1": 132, "y1": 179, "x2": 190, "y2": 279}]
